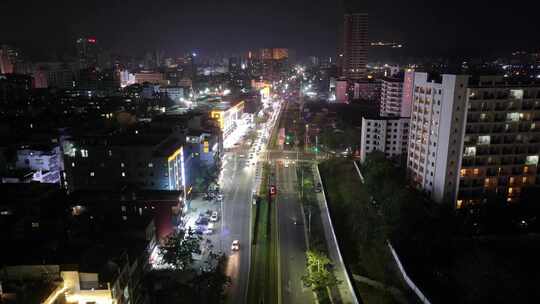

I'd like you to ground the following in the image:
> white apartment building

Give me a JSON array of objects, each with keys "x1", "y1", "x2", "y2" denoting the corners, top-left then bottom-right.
[
  {"x1": 361, "y1": 117, "x2": 410, "y2": 163},
  {"x1": 16, "y1": 145, "x2": 64, "y2": 172},
  {"x1": 15, "y1": 145, "x2": 64, "y2": 184},
  {"x1": 380, "y1": 77, "x2": 404, "y2": 117},
  {"x1": 407, "y1": 73, "x2": 469, "y2": 204},
  {"x1": 459, "y1": 77, "x2": 540, "y2": 206},
  {"x1": 407, "y1": 72, "x2": 540, "y2": 207}
]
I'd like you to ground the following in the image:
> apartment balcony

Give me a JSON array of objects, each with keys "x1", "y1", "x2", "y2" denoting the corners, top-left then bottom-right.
[
  {"x1": 492, "y1": 127, "x2": 505, "y2": 133},
  {"x1": 516, "y1": 147, "x2": 529, "y2": 154},
  {"x1": 486, "y1": 169, "x2": 498, "y2": 177},
  {"x1": 511, "y1": 168, "x2": 524, "y2": 175},
  {"x1": 502, "y1": 147, "x2": 516, "y2": 154},
  {"x1": 529, "y1": 145, "x2": 540, "y2": 153},
  {"x1": 483, "y1": 93, "x2": 496, "y2": 99},
  {"x1": 501, "y1": 158, "x2": 515, "y2": 165},
  {"x1": 476, "y1": 147, "x2": 491, "y2": 156},
  {"x1": 491, "y1": 138, "x2": 503, "y2": 145},
  {"x1": 494, "y1": 115, "x2": 506, "y2": 122},
  {"x1": 522, "y1": 103, "x2": 534, "y2": 110},
  {"x1": 489, "y1": 147, "x2": 501, "y2": 154}
]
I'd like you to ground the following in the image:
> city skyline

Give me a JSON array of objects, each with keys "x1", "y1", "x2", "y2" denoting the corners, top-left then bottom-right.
[
  {"x1": 1, "y1": 1, "x2": 540, "y2": 303},
  {"x1": 2, "y1": 0, "x2": 540, "y2": 59}
]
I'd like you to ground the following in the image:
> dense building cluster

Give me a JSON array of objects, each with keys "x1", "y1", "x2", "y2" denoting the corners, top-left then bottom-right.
[{"x1": 0, "y1": 35, "x2": 292, "y2": 303}]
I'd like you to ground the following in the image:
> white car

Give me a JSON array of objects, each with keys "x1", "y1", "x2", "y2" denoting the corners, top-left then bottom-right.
[
  {"x1": 231, "y1": 240, "x2": 240, "y2": 251},
  {"x1": 204, "y1": 223, "x2": 214, "y2": 235},
  {"x1": 210, "y1": 211, "x2": 219, "y2": 222}
]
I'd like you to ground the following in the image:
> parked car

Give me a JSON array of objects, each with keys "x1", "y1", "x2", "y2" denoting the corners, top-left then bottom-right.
[
  {"x1": 204, "y1": 223, "x2": 215, "y2": 235},
  {"x1": 210, "y1": 211, "x2": 219, "y2": 222},
  {"x1": 196, "y1": 216, "x2": 209, "y2": 225},
  {"x1": 194, "y1": 226, "x2": 204, "y2": 235},
  {"x1": 231, "y1": 240, "x2": 240, "y2": 251}
]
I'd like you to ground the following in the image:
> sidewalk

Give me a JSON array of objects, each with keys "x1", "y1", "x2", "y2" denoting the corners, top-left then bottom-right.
[
  {"x1": 184, "y1": 195, "x2": 224, "y2": 273},
  {"x1": 312, "y1": 165, "x2": 359, "y2": 304}
]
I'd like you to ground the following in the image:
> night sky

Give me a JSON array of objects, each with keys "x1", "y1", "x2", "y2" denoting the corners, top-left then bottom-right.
[{"x1": 1, "y1": 0, "x2": 539, "y2": 59}]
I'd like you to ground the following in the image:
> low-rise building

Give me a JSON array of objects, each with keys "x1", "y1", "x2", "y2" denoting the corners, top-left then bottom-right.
[
  {"x1": 15, "y1": 144, "x2": 64, "y2": 184},
  {"x1": 63, "y1": 132, "x2": 189, "y2": 193},
  {"x1": 134, "y1": 71, "x2": 167, "y2": 85},
  {"x1": 360, "y1": 116, "x2": 409, "y2": 163},
  {"x1": 0, "y1": 183, "x2": 156, "y2": 304},
  {"x1": 159, "y1": 86, "x2": 191, "y2": 104}
]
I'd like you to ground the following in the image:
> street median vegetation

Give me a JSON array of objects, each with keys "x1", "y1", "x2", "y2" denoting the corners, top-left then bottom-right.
[
  {"x1": 247, "y1": 163, "x2": 278, "y2": 304},
  {"x1": 297, "y1": 164, "x2": 335, "y2": 304}
]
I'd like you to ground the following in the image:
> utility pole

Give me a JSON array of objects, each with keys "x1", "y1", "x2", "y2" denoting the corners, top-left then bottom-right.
[
  {"x1": 315, "y1": 135, "x2": 319, "y2": 160},
  {"x1": 301, "y1": 166, "x2": 304, "y2": 199},
  {"x1": 308, "y1": 207, "x2": 311, "y2": 236}
]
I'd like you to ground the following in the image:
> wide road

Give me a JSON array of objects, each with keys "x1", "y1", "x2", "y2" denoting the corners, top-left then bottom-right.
[
  {"x1": 222, "y1": 102, "x2": 281, "y2": 303},
  {"x1": 220, "y1": 149, "x2": 254, "y2": 304},
  {"x1": 276, "y1": 161, "x2": 315, "y2": 304}
]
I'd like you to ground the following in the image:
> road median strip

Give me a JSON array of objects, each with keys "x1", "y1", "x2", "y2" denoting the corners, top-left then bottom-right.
[{"x1": 247, "y1": 164, "x2": 278, "y2": 304}]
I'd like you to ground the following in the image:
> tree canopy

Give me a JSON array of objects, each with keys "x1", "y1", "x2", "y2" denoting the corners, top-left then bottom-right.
[{"x1": 159, "y1": 228, "x2": 202, "y2": 270}]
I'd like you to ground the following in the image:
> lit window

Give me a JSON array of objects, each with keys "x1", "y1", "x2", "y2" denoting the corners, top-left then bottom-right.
[
  {"x1": 121, "y1": 163, "x2": 125, "y2": 168},
  {"x1": 464, "y1": 147, "x2": 476, "y2": 157},
  {"x1": 81, "y1": 149, "x2": 89, "y2": 158},
  {"x1": 72, "y1": 162, "x2": 75, "y2": 167},
  {"x1": 473, "y1": 168, "x2": 479, "y2": 176},
  {"x1": 508, "y1": 187, "x2": 513, "y2": 195},
  {"x1": 506, "y1": 112, "x2": 521, "y2": 122},
  {"x1": 460, "y1": 169, "x2": 467, "y2": 177},
  {"x1": 148, "y1": 163, "x2": 154, "y2": 168},
  {"x1": 477, "y1": 136, "x2": 490, "y2": 145},
  {"x1": 122, "y1": 172, "x2": 126, "y2": 177},
  {"x1": 522, "y1": 177, "x2": 528, "y2": 184},
  {"x1": 90, "y1": 172, "x2": 95, "y2": 177},
  {"x1": 526, "y1": 155, "x2": 539, "y2": 165},
  {"x1": 456, "y1": 200, "x2": 463, "y2": 209},
  {"x1": 510, "y1": 89, "x2": 523, "y2": 99}
]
